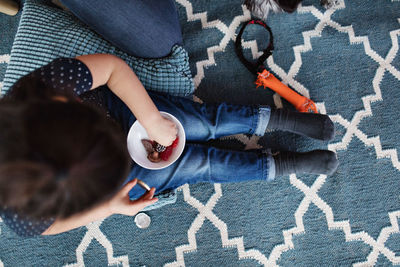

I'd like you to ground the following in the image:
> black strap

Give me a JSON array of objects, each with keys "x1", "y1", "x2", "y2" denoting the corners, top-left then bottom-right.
[{"x1": 234, "y1": 20, "x2": 274, "y2": 75}]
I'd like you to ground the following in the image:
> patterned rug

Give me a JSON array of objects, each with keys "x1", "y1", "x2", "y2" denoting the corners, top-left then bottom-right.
[{"x1": 1, "y1": 0, "x2": 400, "y2": 266}]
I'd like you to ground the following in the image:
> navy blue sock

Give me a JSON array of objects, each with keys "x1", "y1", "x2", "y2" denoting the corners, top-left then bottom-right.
[
  {"x1": 267, "y1": 108, "x2": 335, "y2": 141},
  {"x1": 273, "y1": 150, "x2": 339, "y2": 176}
]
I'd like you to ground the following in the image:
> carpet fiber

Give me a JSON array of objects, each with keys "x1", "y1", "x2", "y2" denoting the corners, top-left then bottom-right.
[{"x1": 1, "y1": 0, "x2": 400, "y2": 266}]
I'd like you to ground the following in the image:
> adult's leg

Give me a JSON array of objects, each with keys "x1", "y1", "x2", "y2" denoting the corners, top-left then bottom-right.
[
  {"x1": 60, "y1": 0, "x2": 183, "y2": 58},
  {"x1": 125, "y1": 143, "x2": 275, "y2": 199},
  {"x1": 105, "y1": 90, "x2": 271, "y2": 141}
]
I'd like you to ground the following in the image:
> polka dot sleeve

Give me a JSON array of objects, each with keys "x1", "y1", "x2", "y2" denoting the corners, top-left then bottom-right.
[
  {"x1": 35, "y1": 57, "x2": 93, "y2": 96},
  {"x1": 0, "y1": 207, "x2": 54, "y2": 237}
]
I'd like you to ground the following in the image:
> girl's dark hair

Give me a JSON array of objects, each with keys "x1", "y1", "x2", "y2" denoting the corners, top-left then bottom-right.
[{"x1": 0, "y1": 85, "x2": 131, "y2": 219}]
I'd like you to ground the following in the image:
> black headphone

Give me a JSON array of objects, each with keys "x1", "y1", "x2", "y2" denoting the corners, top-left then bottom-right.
[{"x1": 234, "y1": 19, "x2": 274, "y2": 75}]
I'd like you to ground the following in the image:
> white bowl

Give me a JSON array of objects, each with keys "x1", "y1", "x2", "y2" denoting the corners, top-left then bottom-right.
[{"x1": 127, "y1": 112, "x2": 186, "y2": 170}]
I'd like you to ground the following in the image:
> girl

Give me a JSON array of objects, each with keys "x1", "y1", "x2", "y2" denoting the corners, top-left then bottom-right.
[{"x1": 0, "y1": 54, "x2": 338, "y2": 236}]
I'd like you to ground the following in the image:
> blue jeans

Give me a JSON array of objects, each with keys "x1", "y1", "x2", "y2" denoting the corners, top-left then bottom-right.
[
  {"x1": 60, "y1": 0, "x2": 183, "y2": 58},
  {"x1": 103, "y1": 90, "x2": 276, "y2": 199}
]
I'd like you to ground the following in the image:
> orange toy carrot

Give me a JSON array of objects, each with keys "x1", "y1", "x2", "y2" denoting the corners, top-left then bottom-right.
[
  {"x1": 255, "y1": 69, "x2": 318, "y2": 113},
  {"x1": 235, "y1": 20, "x2": 318, "y2": 113}
]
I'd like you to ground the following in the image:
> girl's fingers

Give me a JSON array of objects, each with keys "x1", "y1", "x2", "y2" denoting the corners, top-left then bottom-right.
[
  {"x1": 122, "y1": 178, "x2": 137, "y2": 195},
  {"x1": 147, "y1": 198, "x2": 158, "y2": 205},
  {"x1": 147, "y1": 187, "x2": 156, "y2": 199},
  {"x1": 140, "y1": 198, "x2": 158, "y2": 209},
  {"x1": 145, "y1": 187, "x2": 156, "y2": 199},
  {"x1": 132, "y1": 196, "x2": 158, "y2": 211},
  {"x1": 138, "y1": 187, "x2": 156, "y2": 201}
]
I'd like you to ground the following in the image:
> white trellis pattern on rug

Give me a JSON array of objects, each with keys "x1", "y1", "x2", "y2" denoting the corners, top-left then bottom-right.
[
  {"x1": 69, "y1": 1, "x2": 398, "y2": 266},
  {"x1": 0, "y1": 0, "x2": 399, "y2": 266},
  {"x1": 162, "y1": 1, "x2": 400, "y2": 266}
]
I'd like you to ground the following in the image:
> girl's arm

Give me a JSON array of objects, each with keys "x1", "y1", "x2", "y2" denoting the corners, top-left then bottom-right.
[
  {"x1": 76, "y1": 54, "x2": 177, "y2": 146},
  {"x1": 42, "y1": 179, "x2": 158, "y2": 235}
]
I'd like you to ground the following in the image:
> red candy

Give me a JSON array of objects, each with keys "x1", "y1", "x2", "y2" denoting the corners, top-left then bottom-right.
[
  {"x1": 160, "y1": 146, "x2": 173, "y2": 161},
  {"x1": 172, "y1": 137, "x2": 179, "y2": 148},
  {"x1": 143, "y1": 137, "x2": 179, "y2": 162},
  {"x1": 159, "y1": 137, "x2": 179, "y2": 161}
]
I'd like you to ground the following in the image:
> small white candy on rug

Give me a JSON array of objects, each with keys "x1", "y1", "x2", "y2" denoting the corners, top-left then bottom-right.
[{"x1": 135, "y1": 213, "x2": 151, "y2": 229}]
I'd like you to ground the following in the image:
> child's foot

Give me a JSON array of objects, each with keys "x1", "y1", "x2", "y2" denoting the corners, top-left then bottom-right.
[
  {"x1": 267, "y1": 108, "x2": 335, "y2": 141},
  {"x1": 273, "y1": 150, "x2": 339, "y2": 176}
]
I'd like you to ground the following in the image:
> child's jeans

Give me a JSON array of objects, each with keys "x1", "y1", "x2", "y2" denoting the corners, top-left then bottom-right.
[{"x1": 104, "y1": 90, "x2": 276, "y2": 199}]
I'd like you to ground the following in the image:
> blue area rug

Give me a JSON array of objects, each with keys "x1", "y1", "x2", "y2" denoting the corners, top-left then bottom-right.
[{"x1": 1, "y1": 0, "x2": 400, "y2": 266}]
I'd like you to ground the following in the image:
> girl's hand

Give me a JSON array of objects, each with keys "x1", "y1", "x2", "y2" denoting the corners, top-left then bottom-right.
[
  {"x1": 146, "y1": 115, "x2": 177, "y2": 146},
  {"x1": 107, "y1": 179, "x2": 158, "y2": 216}
]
